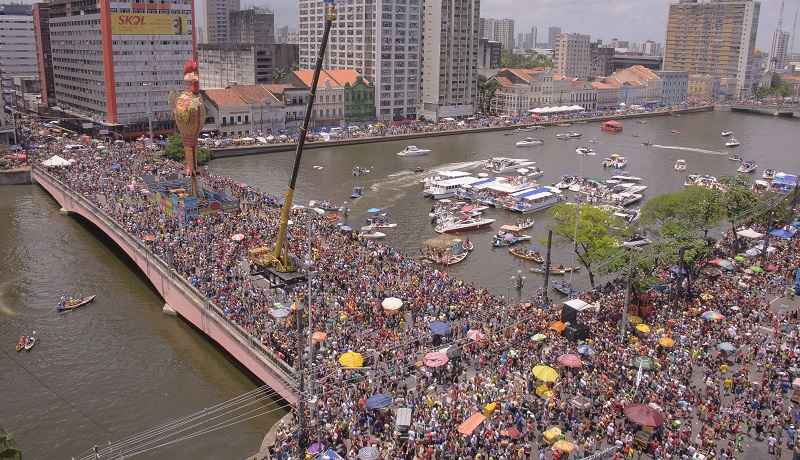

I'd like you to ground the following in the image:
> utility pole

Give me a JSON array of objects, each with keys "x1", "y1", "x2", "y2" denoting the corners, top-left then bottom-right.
[
  {"x1": 142, "y1": 83, "x2": 154, "y2": 145},
  {"x1": 621, "y1": 248, "x2": 636, "y2": 339},
  {"x1": 672, "y1": 246, "x2": 686, "y2": 312},
  {"x1": 543, "y1": 230, "x2": 553, "y2": 304}
]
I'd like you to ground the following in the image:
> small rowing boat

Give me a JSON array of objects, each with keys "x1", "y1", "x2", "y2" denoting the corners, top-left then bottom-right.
[
  {"x1": 531, "y1": 265, "x2": 581, "y2": 275},
  {"x1": 508, "y1": 246, "x2": 544, "y2": 263},
  {"x1": 24, "y1": 336, "x2": 37, "y2": 351},
  {"x1": 551, "y1": 280, "x2": 578, "y2": 296},
  {"x1": 57, "y1": 294, "x2": 97, "y2": 312}
]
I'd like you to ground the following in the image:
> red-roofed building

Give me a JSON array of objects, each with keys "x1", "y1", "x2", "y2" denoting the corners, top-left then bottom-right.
[
  {"x1": 487, "y1": 68, "x2": 596, "y2": 115},
  {"x1": 201, "y1": 83, "x2": 308, "y2": 136},
  {"x1": 608, "y1": 65, "x2": 664, "y2": 105},
  {"x1": 279, "y1": 70, "x2": 371, "y2": 127}
]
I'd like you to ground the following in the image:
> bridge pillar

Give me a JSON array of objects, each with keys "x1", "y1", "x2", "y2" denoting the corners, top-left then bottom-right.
[
  {"x1": 163, "y1": 303, "x2": 178, "y2": 316},
  {"x1": 59, "y1": 207, "x2": 71, "y2": 215}
]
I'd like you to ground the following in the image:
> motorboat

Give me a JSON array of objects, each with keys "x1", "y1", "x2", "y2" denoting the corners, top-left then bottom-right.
[
  {"x1": 351, "y1": 186, "x2": 365, "y2": 199},
  {"x1": 434, "y1": 215, "x2": 496, "y2": 234},
  {"x1": 308, "y1": 199, "x2": 338, "y2": 211},
  {"x1": 684, "y1": 174, "x2": 700, "y2": 187},
  {"x1": 483, "y1": 157, "x2": 536, "y2": 173},
  {"x1": 721, "y1": 131, "x2": 733, "y2": 137},
  {"x1": 516, "y1": 167, "x2": 544, "y2": 179},
  {"x1": 612, "y1": 206, "x2": 641, "y2": 225},
  {"x1": 397, "y1": 145, "x2": 430, "y2": 156},
  {"x1": 514, "y1": 126, "x2": 533, "y2": 133},
  {"x1": 610, "y1": 171, "x2": 642, "y2": 182},
  {"x1": 674, "y1": 159, "x2": 686, "y2": 171},
  {"x1": 728, "y1": 154, "x2": 742, "y2": 162},
  {"x1": 602, "y1": 157, "x2": 616, "y2": 168},
  {"x1": 636, "y1": 120, "x2": 648, "y2": 124},
  {"x1": 737, "y1": 160, "x2": 757, "y2": 173},
  {"x1": 725, "y1": 138, "x2": 740, "y2": 148},
  {"x1": 694, "y1": 175, "x2": 718, "y2": 189},
  {"x1": 414, "y1": 167, "x2": 425, "y2": 173},
  {"x1": 762, "y1": 168, "x2": 776, "y2": 180},
  {"x1": 589, "y1": 138, "x2": 599, "y2": 143},
  {"x1": 515, "y1": 137, "x2": 544, "y2": 147},
  {"x1": 612, "y1": 156, "x2": 628, "y2": 168},
  {"x1": 631, "y1": 133, "x2": 639, "y2": 137},
  {"x1": 568, "y1": 132, "x2": 582, "y2": 138},
  {"x1": 352, "y1": 166, "x2": 370, "y2": 176},
  {"x1": 671, "y1": 130, "x2": 682, "y2": 134},
  {"x1": 607, "y1": 192, "x2": 643, "y2": 207},
  {"x1": 554, "y1": 174, "x2": 579, "y2": 189},
  {"x1": 576, "y1": 146, "x2": 595, "y2": 155},
  {"x1": 359, "y1": 225, "x2": 386, "y2": 239},
  {"x1": 752, "y1": 179, "x2": 770, "y2": 193}
]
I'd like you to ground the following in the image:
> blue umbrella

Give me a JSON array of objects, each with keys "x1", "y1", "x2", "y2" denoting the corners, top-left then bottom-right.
[
  {"x1": 110, "y1": 164, "x2": 120, "y2": 169},
  {"x1": 365, "y1": 393, "x2": 392, "y2": 409},
  {"x1": 613, "y1": 169, "x2": 623, "y2": 173},
  {"x1": 340, "y1": 226, "x2": 352, "y2": 231},
  {"x1": 429, "y1": 321, "x2": 452, "y2": 335},
  {"x1": 367, "y1": 207, "x2": 381, "y2": 213},
  {"x1": 717, "y1": 342, "x2": 737, "y2": 352},
  {"x1": 322, "y1": 450, "x2": 344, "y2": 460},
  {"x1": 577, "y1": 344, "x2": 596, "y2": 355}
]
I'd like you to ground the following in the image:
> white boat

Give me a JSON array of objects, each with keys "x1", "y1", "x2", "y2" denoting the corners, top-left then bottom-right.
[
  {"x1": 762, "y1": 168, "x2": 776, "y2": 180},
  {"x1": 606, "y1": 192, "x2": 643, "y2": 207},
  {"x1": 589, "y1": 138, "x2": 599, "y2": 143},
  {"x1": 612, "y1": 206, "x2": 641, "y2": 224},
  {"x1": 737, "y1": 160, "x2": 757, "y2": 173},
  {"x1": 576, "y1": 146, "x2": 595, "y2": 155},
  {"x1": 613, "y1": 156, "x2": 628, "y2": 168},
  {"x1": 728, "y1": 154, "x2": 742, "y2": 162},
  {"x1": 514, "y1": 127, "x2": 533, "y2": 133},
  {"x1": 684, "y1": 174, "x2": 700, "y2": 187},
  {"x1": 515, "y1": 137, "x2": 544, "y2": 147},
  {"x1": 602, "y1": 157, "x2": 615, "y2": 168},
  {"x1": 721, "y1": 131, "x2": 733, "y2": 137},
  {"x1": 554, "y1": 174, "x2": 579, "y2": 189},
  {"x1": 359, "y1": 225, "x2": 386, "y2": 239},
  {"x1": 674, "y1": 159, "x2": 686, "y2": 171},
  {"x1": 610, "y1": 172, "x2": 642, "y2": 182},
  {"x1": 483, "y1": 157, "x2": 536, "y2": 174},
  {"x1": 397, "y1": 145, "x2": 430, "y2": 156},
  {"x1": 725, "y1": 138, "x2": 740, "y2": 148},
  {"x1": 516, "y1": 167, "x2": 544, "y2": 179},
  {"x1": 503, "y1": 187, "x2": 567, "y2": 214},
  {"x1": 434, "y1": 215, "x2": 496, "y2": 234},
  {"x1": 420, "y1": 170, "x2": 472, "y2": 187},
  {"x1": 695, "y1": 175, "x2": 718, "y2": 189},
  {"x1": 424, "y1": 176, "x2": 482, "y2": 199}
]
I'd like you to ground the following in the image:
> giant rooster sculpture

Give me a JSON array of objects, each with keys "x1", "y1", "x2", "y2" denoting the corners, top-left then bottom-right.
[{"x1": 171, "y1": 58, "x2": 206, "y2": 197}]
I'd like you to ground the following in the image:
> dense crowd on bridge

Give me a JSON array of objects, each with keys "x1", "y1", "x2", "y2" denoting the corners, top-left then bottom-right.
[{"x1": 11, "y1": 118, "x2": 800, "y2": 460}]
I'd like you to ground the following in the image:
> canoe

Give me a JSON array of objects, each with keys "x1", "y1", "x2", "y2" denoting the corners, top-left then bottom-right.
[
  {"x1": 530, "y1": 265, "x2": 581, "y2": 275},
  {"x1": 421, "y1": 251, "x2": 468, "y2": 266},
  {"x1": 508, "y1": 247, "x2": 544, "y2": 263},
  {"x1": 57, "y1": 294, "x2": 97, "y2": 312},
  {"x1": 15, "y1": 342, "x2": 24, "y2": 352},
  {"x1": 552, "y1": 280, "x2": 578, "y2": 296}
]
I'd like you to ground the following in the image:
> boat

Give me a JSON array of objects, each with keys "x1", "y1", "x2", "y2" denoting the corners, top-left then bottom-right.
[
  {"x1": 515, "y1": 218, "x2": 535, "y2": 230},
  {"x1": 350, "y1": 186, "x2": 364, "y2": 199},
  {"x1": 515, "y1": 137, "x2": 544, "y2": 147},
  {"x1": 483, "y1": 157, "x2": 536, "y2": 174},
  {"x1": 602, "y1": 157, "x2": 615, "y2": 168},
  {"x1": 24, "y1": 336, "x2": 36, "y2": 351},
  {"x1": 531, "y1": 264, "x2": 581, "y2": 275},
  {"x1": 762, "y1": 168, "x2": 776, "y2": 180},
  {"x1": 359, "y1": 225, "x2": 386, "y2": 239},
  {"x1": 366, "y1": 214, "x2": 397, "y2": 228},
  {"x1": 557, "y1": 123, "x2": 571, "y2": 127},
  {"x1": 414, "y1": 167, "x2": 425, "y2": 173},
  {"x1": 568, "y1": 132, "x2": 582, "y2": 139},
  {"x1": 57, "y1": 294, "x2": 97, "y2": 312},
  {"x1": 420, "y1": 234, "x2": 470, "y2": 265},
  {"x1": 751, "y1": 179, "x2": 770, "y2": 193},
  {"x1": 636, "y1": 120, "x2": 648, "y2": 124},
  {"x1": 671, "y1": 130, "x2": 682, "y2": 134},
  {"x1": 575, "y1": 146, "x2": 594, "y2": 155},
  {"x1": 434, "y1": 215, "x2": 496, "y2": 234},
  {"x1": 516, "y1": 167, "x2": 544, "y2": 179},
  {"x1": 491, "y1": 224, "x2": 532, "y2": 247},
  {"x1": 631, "y1": 133, "x2": 639, "y2": 137},
  {"x1": 397, "y1": 145, "x2": 431, "y2": 156},
  {"x1": 508, "y1": 246, "x2": 544, "y2": 263},
  {"x1": 554, "y1": 175, "x2": 579, "y2": 189},
  {"x1": 684, "y1": 174, "x2": 700, "y2": 187},
  {"x1": 721, "y1": 131, "x2": 733, "y2": 137},
  {"x1": 737, "y1": 160, "x2": 757, "y2": 173},
  {"x1": 610, "y1": 171, "x2": 641, "y2": 182},
  {"x1": 674, "y1": 159, "x2": 686, "y2": 171},
  {"x1": 424, "y1": 176, "x2": 482, "y2": 199},
  {"x1": 308, "y1": 199, "x2": 338, "y2": 211},
  {"x1": 725, "y1": 138, "x2": 740, "y2": 148},
  {"x1": 612, "y1": 206, "x2": 641, "y2": 225},
  {"x1": 589, "y1": 138, "x2": 599, "y2": 143},
  {"x1": 463, "y1": 240, "x2": 474, "y2": 251},
  {"x1": 728, "y1": 154, "x2": 742, "y2": 162},
  {"x1": 642, "y1": 142, "x2": 652, "y2": 146},
  {"x1": 551, "y1": 279, "x2": 578, "y2": 296},
  {"x1": 612, "y1": 156, "x2": 628, "y2": 168},
  {"x1": 352, "y1": 166, "x2": 370, "y2": 176},
  {"x1": 420, "y1": 170, "x2": 472, "y2": 188},
  {"x1": 503, "y1": 187, "x2": 567, "y2": 214},
  {"x1": 514, "y1": 126, "x2": 533, "y2": 133},
  {"x1": 601, "y1": 120, "x2": 623, "y2": 132}
]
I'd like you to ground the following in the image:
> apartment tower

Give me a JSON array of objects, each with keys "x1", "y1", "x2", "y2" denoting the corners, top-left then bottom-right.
[
  {"x1": 0, "y1": 4, "x2": 38, "y2": 105},
  {"x1": 555, "y1": 33, "x2": 591, "y2": 79},
  {"x1": 482, "y1": 18, "x2": 514, "y2": 50},
  {"x1": 547, "y1": 26, "x2": 561, "y2": 49},
  {"x1": 201, "y1": 0, "x2": 240, "y2": 44}
]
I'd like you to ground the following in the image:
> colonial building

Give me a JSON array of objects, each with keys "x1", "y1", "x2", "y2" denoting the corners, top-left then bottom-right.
[
  {"x1": 590, "y1": 81, "x2": 619, "y2": 109},
  {"x1": 607, "y1": 65, "x2": 664, "y2": 105},
  {"x1": 279, "y1": 69, "x2": 365, "y2": 127},
  {"x1": 486, "y1": 68, "x2": 595, "y2": 115},
  {"x1": 344, "y1": 75, "x2": 375, "y2": 124},
  {"x1": 655, "y1": 70, "x2": 689, "y2": 106}
]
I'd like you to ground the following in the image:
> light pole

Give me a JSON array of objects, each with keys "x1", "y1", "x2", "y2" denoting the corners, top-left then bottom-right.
[
  {"x1": 142, "y1": 83, "x2": 154, "y2": 145},
  {"x1": 621, "y1": 235, "x2": 650, "y2": 339},
  {"x1": 568, "y1": 148, "x2": 594, "y2": 290},
  {"x1": 512, "y1": 269, "x2": 525, "y2": 300},
  {"x1": 341, "y1": 201, "x2": 349, "y2": 226}
]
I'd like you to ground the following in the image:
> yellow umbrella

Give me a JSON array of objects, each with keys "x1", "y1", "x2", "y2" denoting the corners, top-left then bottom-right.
[
  {"x1": 628, "y1": 315, "x2": 643, "y2": 325},
  {"x1": 610, "y1": 153, "x2": 620, "y2": 158},
  {"x1": 659, "y1": 337, "x2": 675, "y2": 348},
  {"x1": 700, "y1": 293, "x2": 714, "y2": 301},
  {"x1": 636, "y1": 324, "x2": 651, "y2": 333},
  {"x1": 554, "y1": 440, "x2": 576, "y2": 452},
  {"x1": 532, "y1": 365, "x2": 559, "y2": 382},
  {"x1": 338, "y1": 351, "x2": 364, "y2": 368},
  {"x1": 536, "y1": 384, "x2": 550, "y2": 396}
]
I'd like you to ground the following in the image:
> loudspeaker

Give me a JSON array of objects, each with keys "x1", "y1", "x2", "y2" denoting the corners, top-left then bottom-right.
[
  {"x1": 561, "y1": 306, "x2": 578, "y2": 325},
  {"x1": 563, "y1": 324, "x2": 590, "y2": 342}
]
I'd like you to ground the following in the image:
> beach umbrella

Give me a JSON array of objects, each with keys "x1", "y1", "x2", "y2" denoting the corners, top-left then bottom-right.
[
  {"x1": 540, "y1": 390, "x2": 555, "y2": 400},
  {"x1": 636, "y1": 324, "x2": 651, "y2": 333},
  {"x1": 367, "y1": 207, "x2": 381, "y2": 213},
  {"x1": 554, "y1": 441, "x2": 576, "y2": 452},
  {"x1": 381, "y1": 297, "x2": 403, "y2": 311},
  {"x1": 290, "y1": 301, "x2": 304, "y2": 311},
  {"x1": 308, "y1": 443, "x2": 324, "y2": 454},
  {"x1": 631, "y1": 356, "x2": 656, "y2": 370},
  {"x1": 577, "y1": 344, "x2": 596, "y2": 355},
  {"x1": 532, "y1": 365, "x2": 559, "y2": 382},
  {"x1": 717, "y1": 342, "x2": 737, "y2": 352},
  {"x1": 429, "y1": 321, "x2": 452, "y2": 335},
  {"x1": 144, "y1": 235, "x2": 155, "y2": 242},
  {"x1": 357, "y1": 446, "x2": 380, "y2": 460},
  {"x1": 701, "y1": 311, "x2": 724, "y2": 321},
  {"x1": 628, "y1": 315, "x2": 643, "y2": 325},
  {"x1": 699, "y1": 293, "x2": 714, "y2": 301},
  {"x1": 531, "y1": 333, "x2": 547, "y2": 342},
  {"x1": 658, "y1": 337, "x2": 675, "y2": 348},
  {"x1": 570, "y1": 396, "x2": 593, "y2": 410},
  {"x1": 340, "y1": 226, "x2": 352, "y2": 232},
  {"x1": 550, "y1": 321, "x2": 566, "y2": 332},
  {"x1": 623, "y1": 403, "x2": 665, "y2": 427},
  {"x1": 709, "y1": 259, "x2": 735, "y2": 270},
  {"x1": 339, "y1": 352, "x2": 364, "y2": 368},
  {"x1": 557, "y1": 353, "x2": 582, "y2": 368},
  {"x1": 734, "y1": 255, "x2": 747, "y2": 262},
  {"x1": 750, "y1": 265, "x2": 764, "y2": 273},
  {"x1": 467, "y1": 329, "x2": 485, "y2": 341},
  {"x1": 365, "y1": 393, "x2": 392, "y2": 409},
  {"x1": 312, "y1": 331, "x2": 327, "y2": 341},
  {"x1": 423, "y1": 351, "x2": 449, "y2": 368},
  {"x1": 444, "y1": 346, "x2": 462, "y2": 359},
  {"x1": 231, "y1": 233, "x2": 245, "y2": 241},
  {"x1": 270, "y1": 308, "x2": 290, "y2": 318},
  {"x1": 508, "y1": 426, "x2": 521, "y2": 440}
]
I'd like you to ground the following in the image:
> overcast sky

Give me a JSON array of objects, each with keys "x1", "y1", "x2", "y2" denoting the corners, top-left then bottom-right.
[{"x1": 252, "y1": 0, "x2": 793, "y2": 52}]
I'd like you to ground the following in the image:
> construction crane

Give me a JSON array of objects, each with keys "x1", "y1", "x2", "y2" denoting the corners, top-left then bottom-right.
[{"x1": 249, "y1": 0, "x2": 336, "y2": 275}]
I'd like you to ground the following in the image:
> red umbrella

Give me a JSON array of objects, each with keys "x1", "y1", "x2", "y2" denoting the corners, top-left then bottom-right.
[
  {"x1": 144, "y1": 235, "x2": 155, "y2": 242},
  {"x1": 423, "y1": 351, "x2": 449, "y2": 368},
  {"x1": 508, "y1": 426, "x2": 521, "y2": 440},
  {"x1": 623, "y1": 403, "x2": 665, "y2": 427},
  {"x1": 557, "y1": 353, "x2": 582, "y2": 368},
  {"x1": 466, "y1": 329, "x2": 485, "y2": 341}
]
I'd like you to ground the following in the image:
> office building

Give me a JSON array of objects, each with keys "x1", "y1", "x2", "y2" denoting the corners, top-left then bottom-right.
[
  {"x1": 229, "y1": 7, "x2": 273, "y2": 45},
  {"x1": 419, "y1": 0, "x2": 480, "y2": 120},
  {"x1": 45, "y1": 0, "x2": 195, "y2": 136},
  {"x1": 0, "y1": 4, "x2": 38, "y2": 105},
  {"x1": 197, "y1": 43, "x2": 299, "y2": 88},
  {"x1": 526, "y1": 27, "x2": 537, "y2": 50},
  {"x1": 202, "y1": 0, "x2": 240, "y2": 44},
  {"x1": 639, "y1": 40, "x2": 662, "y2": 56},
  {"x1": 298, "y1": 0, "x2": 420, "y2": 124},
  {"x1": 590, "y1": 42, "x2": 614, "y2": 78},
  {"x1": 32, "y1": 3, "x2": 54, "y2": 109},
  {"x1": 478, "y1": 39, "x2": 502, "y2": 69},
  {"x1": 555, "y1": 33, "x2": 591, "y2": 79},
  {"x1": 276, "y1": 26, "x2": 299, "y2": 45},
  {"x1": 482, "y1": 18, "x2": 514, "y2": 51},
  {"x1": 663, "y1": 0, "x2": 760, "y2": 99},
  {"x1": 547, "y1": 26, "x2": 560, "y2": 49},
  {"x1": 770, "y1": 29, "x2": 790, "y2": 71}
]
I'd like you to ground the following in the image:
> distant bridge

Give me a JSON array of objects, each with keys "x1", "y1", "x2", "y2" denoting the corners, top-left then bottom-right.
[{"x1": 728, "y1": 104, "x2": 799, "y2": 118}]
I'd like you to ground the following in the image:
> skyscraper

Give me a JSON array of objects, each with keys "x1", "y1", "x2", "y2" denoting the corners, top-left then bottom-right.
[
  {"x1": 202, "y1": 0, "x2": 241, "y2": 44},
  {"x1": 229, "y1": 7, "x2": 274, "y2": 44},
  {"x1": 770, "y1": 30, "x2": 790, "y2": 70},
  {"x1": 529, "y1": 27, "x2": 537, "y2": 49},
  {"x1": 663, "y1": 0, "x2": 760, "y2": 99},
  {"x1": 481, "y1": 18, "x2": 514, "y2": 51},
  {"x1": 0, "y1": 4, "x2": 37, "y2": 105},
  {"x1": 547, "y1": 26, "x2": 561, "y2": 49},
  {"x1": 556, "y1": 33, "x2": 591, "y2": 79},
  {"x1": 419, "y1": 0, "x2": 480, "y2": 120}
]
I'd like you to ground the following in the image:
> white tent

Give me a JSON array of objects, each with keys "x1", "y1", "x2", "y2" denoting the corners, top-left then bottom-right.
[
  {"x1": 564, "y1": 298, "x2": 599, "y2": 312},
  {"x1": 738, "y1": 228, "x2": 763, "y2": 239},
  {"x1": 41, "y1": 155, "x2": 72, "y2": 167}
]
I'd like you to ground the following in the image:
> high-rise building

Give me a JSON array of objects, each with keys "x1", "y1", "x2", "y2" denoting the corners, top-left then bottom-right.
[
  {"x1": 32, "y1": 3, "x2": 55, "y2": 108},
  {"x1": 547, "y1": 26, "x2": 561, "y2": 49},
  {"x1": 298, "y1": 0, "x2": 420, "y2": 124},
  {"x1": 639, "y1": 40, "x2": 662, "y2": 56},
  {"x1": 770, "y1": 29, "x2": 790, "y2": 70},
  {"x1": 556, "y1": 33, "x2": 591, "y2": 79},
  {"x1": 45, "y1": 0, "x2": 195, "y2": 133},
  {"x1": 481, "y1": 18, "x2": 514, "y2": 51},
  {"x1": 202, "y1": 0, "x2": 240, "y2": 44},
  {"x1": 663, "y1": 0, "x2": 760, "y2": 99},
  {"x1": 590, "y1": 41, "x2": 614, "y2": 78},
  {"x1": 516, "y1": 33, "x2": 524, "y2": 49},
  {"x1": 419, "y1": 0, "x2": 480, "y2": 120},
  {"x1": 529, "y1": 27, "x2": 537, "y2": 50},
  {"x1": 229, "y1": 7, "x2": 274, "y2": 45},
  {"x1": 0, "y1": 4, "x2": 38, "y2": 105}
]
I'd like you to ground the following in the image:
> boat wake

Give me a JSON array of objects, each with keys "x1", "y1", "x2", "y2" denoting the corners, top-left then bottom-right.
[
  {"x1": 371, "y1": 160, "x2": 484, "y2": 194},
  {"x1": 651, "y1": 145, "x2": 725, "y2": 155}
]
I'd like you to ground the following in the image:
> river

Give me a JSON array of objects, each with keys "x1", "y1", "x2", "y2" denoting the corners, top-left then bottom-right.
[{"x1": 0, "y1": 110, "x2": 797, "y2": 458}]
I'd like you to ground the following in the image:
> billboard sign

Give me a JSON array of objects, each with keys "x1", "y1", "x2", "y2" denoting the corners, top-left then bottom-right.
[{"x1": 111, "y1": 13, "x2": 188, "y2": 35}]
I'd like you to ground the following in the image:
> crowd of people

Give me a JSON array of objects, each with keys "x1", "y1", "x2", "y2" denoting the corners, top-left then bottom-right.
[{"x1": 7, "y1": 116, "x2": 800, "y2": 460}]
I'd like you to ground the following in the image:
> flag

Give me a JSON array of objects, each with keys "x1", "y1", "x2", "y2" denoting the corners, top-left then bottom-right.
[{"x1": 635, "y1": 361, "x2": 643, "y2": 389}]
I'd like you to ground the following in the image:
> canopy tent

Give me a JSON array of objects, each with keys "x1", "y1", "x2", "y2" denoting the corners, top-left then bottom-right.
[
  {"x1": 528, "y1": 105, "x2": 584, "y2": 114},
  {"x1": 457, "y1": 413, "x2": 486, "y2": 434},
  {"x1": 737, "y1": 228, "x2": 763, "y2": 239},
  {"x1": 41, "y1": 155, "x2": 72, "y2": 167},
  {"x1": 770, "y1": 228, "x2": 796, "y2": 239},
  {"x1": 563, "y1": 298, "x2": 598, "y2": 312}
]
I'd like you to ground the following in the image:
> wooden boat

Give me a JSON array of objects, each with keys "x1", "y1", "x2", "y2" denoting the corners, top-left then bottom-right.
[
  {"x1": 57, "y1": 294, "x2": 97, "y2": 312},
  {"x1": 508, "y1": 246, "x2": 544, "y2": 263},
  {"x1": 551, "y1": 280, "x2": 578, "y2": 296},
  {"x1": 531, "y1": 265, "x2": 581, "y2": 275},
  {"x1": 15, "y1": 341, "x2": 25, "y2": 352}
]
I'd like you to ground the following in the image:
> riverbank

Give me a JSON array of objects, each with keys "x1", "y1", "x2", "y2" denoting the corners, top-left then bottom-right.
[
  {"x1": 211, "y1": 105, "x2": 715, "y2": 159},
  {"x1": 0, "y1": 167, "x2": 32, "y2": 185}
]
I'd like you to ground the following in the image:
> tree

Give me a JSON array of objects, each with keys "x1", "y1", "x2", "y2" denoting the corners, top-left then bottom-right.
[
  {"x1": 718, "y1": 175, "x2": 764, "y2": 251},
  {"x1": 272, "y1": 67, "x2": 286, "y2": 83},
  {"x1": 0, "y1": 427, "x2": 21, "y2": 460},
  {"x1": 641, "y1": 186, "x2": 725, "y2": 242},
  {"x1": 161, "y1": 133, "x2": 212, "y2": 166},
  {"x1": 499, "y1": 50, "x2": 553, "y2": 69},
  {"x1": 755, "y1": 86, "x2": 774, "y2": 100},
  {"x1": 476, "y1": 75, "x2": 502, "y2": 113},
  {"x1": 546, "y1": 203, "x2": 631, "y2": 287}
]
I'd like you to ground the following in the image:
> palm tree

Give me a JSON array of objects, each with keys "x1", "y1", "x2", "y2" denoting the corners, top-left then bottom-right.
[
  {"x1": 272, "y1": 67, "x2": 286, "y2": 83},
  {"x1": 0, "y1": 427, "x2": 22, "y2": 459}
]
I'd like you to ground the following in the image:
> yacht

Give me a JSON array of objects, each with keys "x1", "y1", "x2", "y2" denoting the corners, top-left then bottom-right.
[
  {"x1": 424, "y1": 176, "x2": 482, "y2": 199},
  {"x1": 674, "y1": 159, "x2": 686, "y2": 171},
  {"x1": 721, "y1": 131, "x2": 733, "y2": 137},
  {"x1": 397, "y1": 145, "x2": 431, "y2": 156},
  {"x1": 576, "y1": 146, "x2": 595, "y2": 155},
  {"x1": 725, "y1": 138, "x2": 740, "y2": 148},
  {"x1": 434, "y1": 215, "x2": 496, "y2": 234},
  {"x1": 737, "y1": 160, "x2": 757, "y2": 173},
  {"x1": 515, "y1": 137, "x2": 544, "y2": 147},
  {"x1": 610, "y1": 171, "x2": 642, "y2": 182},
  {"x1": 613, "y1": 156, "x2": 628, "y2": 168},
  {"x1": 483, "y1": 157, "x2": 537, "y2": 173}
]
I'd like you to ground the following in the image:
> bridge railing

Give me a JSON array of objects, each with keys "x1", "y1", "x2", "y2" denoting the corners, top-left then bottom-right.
[{"x1": 32, "y1": 165, "x2": 299, "y2": 392}]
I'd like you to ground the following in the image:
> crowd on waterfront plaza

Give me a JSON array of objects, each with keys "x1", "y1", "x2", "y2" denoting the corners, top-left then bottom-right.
[{"x1": 10, "y1": 117, "x2": 800, "y2": 460}]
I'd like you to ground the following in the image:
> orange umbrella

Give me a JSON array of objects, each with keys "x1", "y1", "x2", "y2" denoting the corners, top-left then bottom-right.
[
  {"x1": 550, "y1": 321, "x2": 566, "y2": 332},
  {"x1": 457, "y1": 412, "x2": 486, "y2": 434},
  {"x1": 312, "y1": 331, "x2": 327, "y2": 341}
]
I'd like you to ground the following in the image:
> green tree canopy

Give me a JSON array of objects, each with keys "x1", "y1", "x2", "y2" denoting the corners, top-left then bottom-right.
[
  {"x1": 500, "y1": 50, "x2": 554, "y2": 69},
  {"x1": 161, "y1": 133, "x2": 213, "y2": 166},
  {"x1": 476, "y1": 75, "x2": 502, "y2": 113}
]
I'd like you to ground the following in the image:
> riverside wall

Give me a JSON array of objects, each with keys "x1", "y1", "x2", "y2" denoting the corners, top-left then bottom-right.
[
  {"x1": 0, "y1": 167, "x2": 32, "y2": 185},
  {"x1": 31, "y1": 165, "x2": 299, "y2": 404}
]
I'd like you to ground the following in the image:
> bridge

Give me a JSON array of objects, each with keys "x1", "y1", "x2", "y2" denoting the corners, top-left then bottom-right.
[
  {"x1": 31, "y1": 164, "x2": 300, "y2": 404},
  {"x1": 727, "y1": 104, "x2": 800, "y2": 118}
]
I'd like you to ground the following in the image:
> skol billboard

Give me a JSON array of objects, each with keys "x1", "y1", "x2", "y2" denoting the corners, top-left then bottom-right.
[{"x1": 111, "y1": 13, "x2": 188, "y2": 35}]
